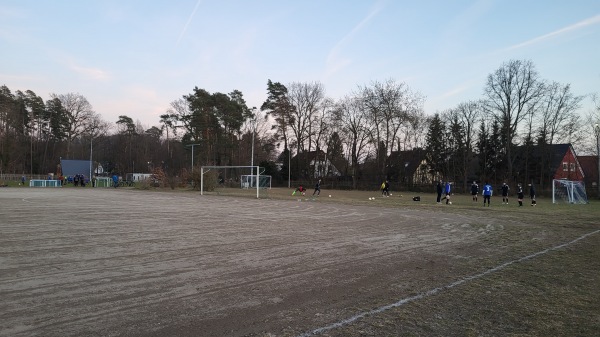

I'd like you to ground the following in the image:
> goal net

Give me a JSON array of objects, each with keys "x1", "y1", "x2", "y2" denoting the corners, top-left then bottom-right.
[
  {"x1": 240, "y1": 175, "x2": 271, "y2": 189},
  {"x1": 200, "y1": 166, "x2": 266, "y2": 198},
  {"x1": 552, "y1": 179, "x2": 588, "y2": 204}
]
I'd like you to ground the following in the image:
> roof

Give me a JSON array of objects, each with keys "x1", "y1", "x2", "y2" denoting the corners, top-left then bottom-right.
[
  {"x1": 388, "y1": 148, "x2": 427, "y2": 175},
  {"x1": 292, "y1": 150, "x2": 327, "y2": 163},
  {"x1": 578, "y1": 156, "x2": 598, "y2": 184},
  {"x1": 516, "y1": 143, "x2": 573, "y2": 171}
]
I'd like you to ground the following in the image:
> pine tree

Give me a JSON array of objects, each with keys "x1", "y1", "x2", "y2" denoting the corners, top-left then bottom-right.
[{"x1": 425, "y1": 114, "x2": 447, "y2": 179}]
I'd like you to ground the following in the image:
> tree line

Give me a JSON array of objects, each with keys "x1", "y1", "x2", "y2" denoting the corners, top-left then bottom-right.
[{"x1": 0, "y1": 59, "x2": 596, "y2": 190}]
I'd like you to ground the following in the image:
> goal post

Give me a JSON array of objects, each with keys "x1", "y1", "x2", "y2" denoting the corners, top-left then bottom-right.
[
  {"x1": 200, "y1": 166, "x2": 260, "y2": 198},
  {"x1": 552, "y1": 179, "x2": 588, "y2": 204}
]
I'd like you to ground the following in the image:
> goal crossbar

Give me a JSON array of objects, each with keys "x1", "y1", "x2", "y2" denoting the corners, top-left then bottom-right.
[{"x1": 200, "y1": 166, "x2": 260, "y2": 198}]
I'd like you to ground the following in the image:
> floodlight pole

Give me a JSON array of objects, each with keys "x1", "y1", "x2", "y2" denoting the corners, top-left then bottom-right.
[
  {"x1": 186, "y1": 144, "x2": 201, "y2": 173},
  {"x1": 595, "y1": 123, "x2": 600, "y2": 199},
  {"x1": 251, "y1": 115, "x2": 256, "y2": 176},
  {"x1": 89, "y1": 136, "x2": 93, "y2": 182}
]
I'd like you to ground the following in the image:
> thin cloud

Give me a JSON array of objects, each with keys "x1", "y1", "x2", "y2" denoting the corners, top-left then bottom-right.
[
  {"x1": 70, "y1": 64, "x2": 110, "y2": 81},
  {"x1": 504, "y1": 14, "x2": 600, "y2": 51},
  {"x1": 176, "y1": 0, "x2": 202, "y2": 47},
  {"x1": 440, "y1": 84, "x2": 468, "y2": 99},
  {"x1": 324, "y1": 1, "x2": 385, "y2": 78}
]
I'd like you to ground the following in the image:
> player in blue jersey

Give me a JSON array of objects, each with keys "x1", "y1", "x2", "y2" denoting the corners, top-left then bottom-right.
[{"x1": 482, "y1": 182, "x2": 493, "y2": 207}]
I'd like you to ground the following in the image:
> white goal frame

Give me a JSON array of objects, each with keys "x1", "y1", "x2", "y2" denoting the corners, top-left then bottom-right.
[
  {"x1": 240, "y1": 175, "x2": 272, "y2": 189},
  {"x1": 200, "y1": 166, "x2": 260, "y2": 198},
  {"x1": 552, "y1": 179, "x2": 588, "y2": 204}
]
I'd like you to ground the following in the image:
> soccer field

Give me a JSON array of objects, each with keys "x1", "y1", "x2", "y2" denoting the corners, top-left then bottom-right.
[{"x1": 1, "y1": 187, "x2": 599, "y2": 336}]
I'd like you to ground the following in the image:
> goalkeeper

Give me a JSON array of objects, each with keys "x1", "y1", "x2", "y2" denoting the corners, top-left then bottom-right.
[{"x1": 292, "y1": 185, "x2": 306, "y2": 196}]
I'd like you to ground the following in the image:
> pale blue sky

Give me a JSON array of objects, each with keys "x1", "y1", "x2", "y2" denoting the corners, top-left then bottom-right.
[{"x1": 1, "y1": 0, "x2": 599, "y2": 128}]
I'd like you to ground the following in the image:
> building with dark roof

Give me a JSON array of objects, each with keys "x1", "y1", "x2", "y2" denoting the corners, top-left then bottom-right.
[{"x1": 578, "y1": 155, "x2": 598, "y2": 197}]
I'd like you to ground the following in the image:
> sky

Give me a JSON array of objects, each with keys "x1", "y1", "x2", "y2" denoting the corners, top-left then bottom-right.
[{"x1": 1, "y1": 0, "x2": 599, "y2": 130}]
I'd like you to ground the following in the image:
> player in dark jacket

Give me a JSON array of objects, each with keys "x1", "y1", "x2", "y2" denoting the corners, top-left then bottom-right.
[
  {"x1": 313, "y1": 179, "x2": 322, "y2": 196},
  {"x1": 501, "y1": 182, "x2": 510, "y2": 204},
  {"x1": 471, "y1": 181, "x2": 479, "y2": 202}
]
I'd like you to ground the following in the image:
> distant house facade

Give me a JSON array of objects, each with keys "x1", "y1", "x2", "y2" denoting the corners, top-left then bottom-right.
[
  {"x1": 551, "y1": 144, "x2": 585, "y2": 181},
  {"x1": 513, "y1": 143, "x2": 585, "y2": 188},
  {"x1": 292, "y1": 150, "x2": 342, "y2": 178},
  {"x1": 387, "y1": 149, "x2": 439, "y2": 186},
  {"x1": 578, "y1": 155, "x2": 598, "y2": 196}
]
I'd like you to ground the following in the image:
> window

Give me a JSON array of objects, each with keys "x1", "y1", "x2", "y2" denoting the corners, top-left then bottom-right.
[
  {"x1": 570, "y1": 163, "x2": 575, "y2": 171},
  {"x1": 563, "y1": 162, "x2": 568, "y2": 171}
]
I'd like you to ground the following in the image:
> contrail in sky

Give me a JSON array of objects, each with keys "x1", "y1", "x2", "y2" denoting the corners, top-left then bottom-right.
[
  {"x1": 177, "y1": 0, "x2": 203, "y2": 47},
  {"x1": 504, "y1": 14, "x2": 600, "y2": 51}
]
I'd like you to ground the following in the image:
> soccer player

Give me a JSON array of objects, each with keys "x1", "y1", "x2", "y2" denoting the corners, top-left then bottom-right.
[
  {"x1": 436, "y1": 180, "x2": 443, "y2": 204},
  {"x1": 501, "y1": 182, "x2": 510, "y2": 204},
  {"x1": 443, "y1": 181, "x2": 452, "y2": 204},
  {"x1": 517, "y1": 183, "x2": 524, "y2": 206},
  {"x1": 313, "y1": 179, "x2": 322, "y2": 196},
  {"x1": 482, "y1": 182, "x2": 493, "y2": 207},
  {"x1": 292, "y1": 185, "x2": 306, "y2": 196},
  {"x1": 529, "y1": 183, "x2": 536, "y2": 206},
  {"x1": 381, "y1": 180, "x2": 390, "y2": 197},
  {"x1": 471, "y1": 181, "x2": 479, "y2": 202}
]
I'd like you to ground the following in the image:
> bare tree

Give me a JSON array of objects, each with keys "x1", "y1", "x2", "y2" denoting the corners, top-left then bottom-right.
[
  {"x1": 311, "y1": 97, "x2": 335, "y2": 152},
  {"x1": 287, "y1": 81, "x2": 325, "y2": 154},
  {"x1": 335, "y1": 95, "x2": 371, "y2": 189},
  {"x1": 51, "y1": 92, "x2": 96, "y2": 157},
  {"x1": 483, "y1": 59, "x2": 546, "y2": 179},
  {"x1": 588, "y1": 94, "x2": 600, "y2": 198},
  {"x1": 444, "y1": 100, "x2": 482, "y2": 189},
  {"x1": 162, "y1": 99, "x2": 185, "y2": 158},
  {"x1": 361, "y1": 79, "x2": 423, "y2": 177},
  {"x1": 397, "y1": 109, "x2": 428, "y2": 151},
  {"x1": 537, "y1": 81, "x2": 584, "y2": 145}
]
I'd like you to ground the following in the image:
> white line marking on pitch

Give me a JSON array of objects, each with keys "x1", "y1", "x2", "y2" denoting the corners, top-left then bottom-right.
[{"x1": 297, "y1": 228, "x2": 600, "y2": 337}]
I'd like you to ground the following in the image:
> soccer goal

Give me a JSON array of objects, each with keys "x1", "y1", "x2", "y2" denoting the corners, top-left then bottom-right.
[
  {"x1": 240, "y1": 167, "x2": 271, "y2": 189},
  {"x1": 552, "y1": 179, "x2": 588, "y2": 204},
  {"x1": 200, "y1": 166, "x2": 262, "y2": 198}
]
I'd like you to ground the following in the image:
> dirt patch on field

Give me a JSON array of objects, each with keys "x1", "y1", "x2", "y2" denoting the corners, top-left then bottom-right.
[{"x1": 1, "y1": 188, "x2": 598, "y2": 336}]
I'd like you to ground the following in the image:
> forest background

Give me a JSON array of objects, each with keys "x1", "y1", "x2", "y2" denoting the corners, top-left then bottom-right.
[{"x1": 1, "y1": 59, "x2": 599, "y2": 194}]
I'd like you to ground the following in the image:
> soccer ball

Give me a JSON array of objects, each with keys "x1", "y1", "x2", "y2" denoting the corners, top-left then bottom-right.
[
  {"x1": 390, "y1": 193, "x2": 393, "y2": 196},
  {"x1": 329, "y1": 194, "x2": 331, "y2": 198},
  {"x1": 448, "y1": 201, "x2": 452, "y2": 205}
]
